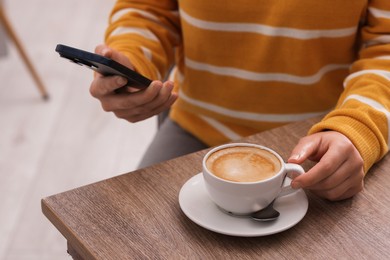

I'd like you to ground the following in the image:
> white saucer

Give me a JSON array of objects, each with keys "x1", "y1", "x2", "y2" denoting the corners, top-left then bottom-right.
[{"x1": 179, "y1": 173, "x2": 308, "y2": 237}]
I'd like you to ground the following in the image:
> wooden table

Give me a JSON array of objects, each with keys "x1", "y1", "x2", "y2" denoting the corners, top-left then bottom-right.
[{"x1": 41, "y1": 117, "x2": 390, "y2": 259}]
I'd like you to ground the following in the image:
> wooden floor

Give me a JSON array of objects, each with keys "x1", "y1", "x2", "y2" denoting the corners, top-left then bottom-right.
[{"x1": 0, "y1": 1, "x2": 157, "y2": 259}]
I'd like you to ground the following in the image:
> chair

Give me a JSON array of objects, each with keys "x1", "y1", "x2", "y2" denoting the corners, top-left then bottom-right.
[{"x1": 0, "y1": 2, "x2": 49, "y2": 100}]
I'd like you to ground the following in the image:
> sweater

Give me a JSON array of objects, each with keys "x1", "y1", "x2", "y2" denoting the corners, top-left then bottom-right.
[{"x1": 105, "y1": 0, "x2": 390, "y2": 173}]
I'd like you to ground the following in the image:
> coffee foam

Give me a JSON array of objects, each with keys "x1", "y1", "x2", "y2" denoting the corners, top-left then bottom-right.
[{"x1": 206, "y1": 146, "x2": 281, "y2": 182}]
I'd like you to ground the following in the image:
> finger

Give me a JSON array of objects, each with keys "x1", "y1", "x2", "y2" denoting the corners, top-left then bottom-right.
[
  {"x1": 148, "y1": 80, "x2": 175, "y2": 107},
  {"x1": 95, "y1": 44, "x2": 107, "y2": 55},
  {"x1": 311, "y1": 172, "x2": 364, "y2": 201},
  {"x1": 291, "y1": 146, "x2": 347, "y2": 189},
  {"x1": 121, "y1": 97, "x2": 176, "y2": 122},
  {"x1": 308, "y1": 156, "x2": 364, "y2": 199},
  {"x1": 304, "y1": 158, "x2": 351, "y2": 191},
  {"x1": 114, "y1": 85, "x2": 178, "y2": 122},
  {"x1": 122, "y1": 81, "x2": 163, "y2": 107},
  {"x1": 126, "y1": 81, "x2": 174, "y2": 113},
  {"x1": 99, "y1": 81, "x2": 163, "y2": 112},
  {"x1": 288, "y1": 135, "x2": 320, "y2": 164},
  {"x1": 95, "y1": 45, "x2": 134, "y2": 70},
  {"x1": 90, "y1": 75, "x2": 127, "y2": 98},
  {"x1": 132, "y1": 90, "x2": 178, "y2": 122}
]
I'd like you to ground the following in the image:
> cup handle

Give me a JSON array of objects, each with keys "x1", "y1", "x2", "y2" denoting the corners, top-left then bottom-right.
[{"x1": 279, "y1": 163, "x2": 305, "y2": 197}]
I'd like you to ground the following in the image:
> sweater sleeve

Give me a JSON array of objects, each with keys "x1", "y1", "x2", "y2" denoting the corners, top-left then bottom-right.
[
  {"x1": 104, "y1": 0, "x2": 181, "y2": 80},
  {"x1": 309, "y1": 1, "x2": 390, "y2": 172}
]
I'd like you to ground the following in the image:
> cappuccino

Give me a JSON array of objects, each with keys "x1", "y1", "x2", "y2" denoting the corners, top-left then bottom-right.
[{"x1": 206, "y1": 146, "x2": 281, "y2": 182}]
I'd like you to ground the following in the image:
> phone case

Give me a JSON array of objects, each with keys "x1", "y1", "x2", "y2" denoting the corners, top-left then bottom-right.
[{"x1": 55, "y1": 44, "x2": 152, "y2": 89}]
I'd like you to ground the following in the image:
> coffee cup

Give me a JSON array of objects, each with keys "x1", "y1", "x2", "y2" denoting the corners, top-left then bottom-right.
[{"x1": 202, "y1": 143, "x2": 305, "y2": 215}]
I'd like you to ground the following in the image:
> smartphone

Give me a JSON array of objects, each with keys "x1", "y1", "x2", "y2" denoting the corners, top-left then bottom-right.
[{"x1": 55, "y1": 44, "x2": 152, "y2": 89}]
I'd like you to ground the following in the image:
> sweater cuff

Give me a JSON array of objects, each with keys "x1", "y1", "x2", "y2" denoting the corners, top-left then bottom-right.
[{"x1": 308, "y1": 115, "x2": 380, "y2": 173}]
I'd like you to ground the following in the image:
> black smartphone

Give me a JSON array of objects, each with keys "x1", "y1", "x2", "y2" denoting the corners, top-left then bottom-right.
[{"x1": 55, "y1": 44, "x2": 152, "y2": 89}]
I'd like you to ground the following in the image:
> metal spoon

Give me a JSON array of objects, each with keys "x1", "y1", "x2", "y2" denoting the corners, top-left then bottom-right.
[
  {"x1": 251, "y1": 198, "x2": 280, "y2": 221},
  {"x1": 251, "y1": 172, "x2": 291, "y2": 221}
]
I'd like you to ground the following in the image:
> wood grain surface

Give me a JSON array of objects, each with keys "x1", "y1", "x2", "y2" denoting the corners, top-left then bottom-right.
[{"x1": 42, "y1": 117, "x2": 390, "y2": 259}]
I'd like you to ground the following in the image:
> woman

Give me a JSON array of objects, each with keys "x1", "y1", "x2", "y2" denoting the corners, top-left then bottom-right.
[{"x1": 90, "y1": 1, "x2": 390, "y2": 201}]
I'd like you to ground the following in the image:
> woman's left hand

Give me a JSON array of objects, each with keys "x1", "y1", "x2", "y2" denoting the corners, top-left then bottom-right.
[{"x1": 288, "y1": 131, "x2": 365, "y2": 201}]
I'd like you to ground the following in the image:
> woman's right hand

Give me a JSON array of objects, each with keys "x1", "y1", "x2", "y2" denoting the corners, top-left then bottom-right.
[{"x1": 89, "y1": 44, "x2": 178, "y2": 122}]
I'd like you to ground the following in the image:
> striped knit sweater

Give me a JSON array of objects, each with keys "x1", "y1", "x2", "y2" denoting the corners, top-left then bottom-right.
[{"x1": 105, "y1": 0, "x2": 390, "y2": 173}]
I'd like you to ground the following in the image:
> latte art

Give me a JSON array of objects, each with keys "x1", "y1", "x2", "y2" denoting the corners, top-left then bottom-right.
[{"x1": 206, "y1": 146, "x2": 281, "y2": 182}]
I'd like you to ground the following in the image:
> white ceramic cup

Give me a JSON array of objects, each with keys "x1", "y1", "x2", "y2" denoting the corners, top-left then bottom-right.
[{"x1": 202, "y1": 143, "x2": 305, "y2": 215}]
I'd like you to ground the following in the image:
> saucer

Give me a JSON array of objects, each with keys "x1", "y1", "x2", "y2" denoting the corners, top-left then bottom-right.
[{"x1": 178, "y1": 173, "x2": 308, "y2": 237}]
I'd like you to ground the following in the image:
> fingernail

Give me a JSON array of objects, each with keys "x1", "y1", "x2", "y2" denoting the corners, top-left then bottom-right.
[
  {"x1": 165, "y1": 81, "x2": 174, "y2": 89},
  {"x1": 289, "y1": 153, "x2": 300, "y2": 161},
  {"x1": 152, "y1": 81, "x2": 163, "y2": 90},
  {"x1": 116, "y1": 76, "x2": 127, "y2": 86}
]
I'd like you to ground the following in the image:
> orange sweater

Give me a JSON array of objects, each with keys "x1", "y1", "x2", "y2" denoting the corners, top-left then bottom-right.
[{"x1": 105, "y1": 0, "x2": 390, "y2": 172}]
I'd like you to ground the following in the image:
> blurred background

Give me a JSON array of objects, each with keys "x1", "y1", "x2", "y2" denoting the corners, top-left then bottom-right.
[{"x1": 0, "y1": 0, "x2": 156, "y2": 259}]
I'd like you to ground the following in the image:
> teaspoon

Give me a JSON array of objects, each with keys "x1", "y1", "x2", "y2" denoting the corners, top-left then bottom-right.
[
  {"x1": 251, "y1": 173, "x2": 292, "y2": 221},
  {"x1": 251, "y1": 198, "x2": 280, "y2": 222}
]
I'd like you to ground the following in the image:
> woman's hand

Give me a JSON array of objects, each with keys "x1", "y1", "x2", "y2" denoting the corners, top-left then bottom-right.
[
  {"x1": 89, "y1": 44, "x2": 178, "y2": 122},
  {"x1": 288, "y1": 131, "x2": 365, "y2": 201}
]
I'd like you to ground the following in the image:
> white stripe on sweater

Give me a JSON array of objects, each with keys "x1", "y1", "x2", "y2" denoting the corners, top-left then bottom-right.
[
  {"x1": 369, "y1": 7, "x2": 390, "y2": 19},
  {"x1": 186, "y1": 58, "x2": 349, "y2": 85},
  {"x1": 180, "y1": 9, "x2": 357, "y2": 39},
  {"x1": 199, "y1": 115, "x2": 242, "y2": 141},
  {"x1": 343, "y1": 94, "x2": 390, "y2": 148},
  {"x1": 365, "y1": 35, "x2": 390, "y2": 47},
  {"x1": 110, "y1": 27, "x2": 159, "y2": 41},
  {"x1": 110, "y1": 8, "x2": 180, "y2": 42},
  {"x1": 344, "y1": 70, "x2": 390, "y2": 87},
  {"x1": 111, "y1": 8, "x2": 160, "y2": 23},
  {"x1": 179, "y1": 89, "x2": 328, "y2": 123}
]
